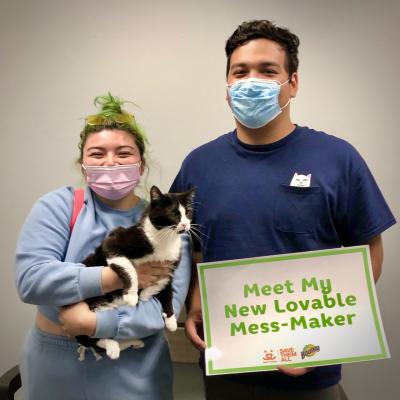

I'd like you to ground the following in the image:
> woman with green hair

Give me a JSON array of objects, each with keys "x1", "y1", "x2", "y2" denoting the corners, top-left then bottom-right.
[{"x1": 15, "y1": 93, "x2": 192, "y2": 399}]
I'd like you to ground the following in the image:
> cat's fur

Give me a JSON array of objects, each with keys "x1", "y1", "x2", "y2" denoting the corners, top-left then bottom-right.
[{"x1": 75, "y1": 185, "x2": 195, "y2": 360}]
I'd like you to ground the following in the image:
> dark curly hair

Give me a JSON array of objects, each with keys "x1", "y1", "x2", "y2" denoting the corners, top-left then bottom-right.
[{"x1": 225, "y1": 20, "x2": 300, "y2": 78}]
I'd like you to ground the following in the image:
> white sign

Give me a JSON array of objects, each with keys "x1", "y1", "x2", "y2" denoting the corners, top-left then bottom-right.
[{"x1": 198, "y1": 246, "x2": 390, "y2": 375}]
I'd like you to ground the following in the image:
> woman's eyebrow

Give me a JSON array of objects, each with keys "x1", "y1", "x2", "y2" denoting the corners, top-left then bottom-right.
[
  {"x1": 116, "y1": 146, "x2": 136, "y2": 150},
  {"x1": 86, "y1": 145, "x2": 136, "y2": 151},
  {"x1": 86, "y1": 146, "x2": 105, "y2": 151}
]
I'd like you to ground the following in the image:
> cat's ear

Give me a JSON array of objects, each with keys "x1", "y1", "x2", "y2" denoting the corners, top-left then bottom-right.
[
  {"x1": 294, "y1": 172, "x2": 298, "y2": 177},
  {"x1": 307, "y1": 174, "x2": 311, "y2": 179},
  {"x1": 150, "y1": 186, "x2": 163, "y2": 201},
  {"x1": 185, "y1": 187, "x2": 196, "y2": 206}
]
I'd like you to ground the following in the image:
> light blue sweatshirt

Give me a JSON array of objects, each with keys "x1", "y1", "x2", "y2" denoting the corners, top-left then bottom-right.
[{"x1": 15, "y1": 186, "x2": 192, "y2": 341}]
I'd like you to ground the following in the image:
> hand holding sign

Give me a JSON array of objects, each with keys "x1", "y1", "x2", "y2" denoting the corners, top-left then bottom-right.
[{"x1": 198, "y1": 246, "x2": 389, "y2": 376}]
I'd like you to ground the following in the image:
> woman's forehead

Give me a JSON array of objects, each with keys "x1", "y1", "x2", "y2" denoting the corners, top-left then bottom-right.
[{"x1": 84, "y1": 129, "x2": 138, "y2": 149}]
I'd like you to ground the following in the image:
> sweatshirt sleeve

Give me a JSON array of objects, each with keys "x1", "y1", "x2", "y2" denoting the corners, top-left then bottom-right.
[
  {"x1": 94, "y1": 233, "x2": 192, "y2": 340},
  {"x1": 15, "y1": 187, "x2": 104, "y2": 306}
]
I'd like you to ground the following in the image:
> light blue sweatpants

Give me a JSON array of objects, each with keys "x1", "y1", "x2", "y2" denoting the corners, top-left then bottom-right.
[{"x1": 19, "y1": 326, "x2": 173, "y2": 400}]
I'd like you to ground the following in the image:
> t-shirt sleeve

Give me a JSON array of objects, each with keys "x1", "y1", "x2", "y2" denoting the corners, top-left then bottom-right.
[{"x1": 337, "y1": 159, "x2": 396, "y2": 245}]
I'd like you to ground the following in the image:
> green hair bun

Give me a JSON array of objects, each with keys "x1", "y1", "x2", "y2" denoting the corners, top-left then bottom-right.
[
  {"x1": 85, "y1": 92, "x2": 148, "y2": 144},
  {"x1": 94, "y1": 93, "x2": 127, "y2": 117}
]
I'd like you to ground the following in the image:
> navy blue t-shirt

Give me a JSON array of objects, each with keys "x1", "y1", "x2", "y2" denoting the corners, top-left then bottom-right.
[{"x1": 170, "y1": 125, "x2": 396, "y2": 389}]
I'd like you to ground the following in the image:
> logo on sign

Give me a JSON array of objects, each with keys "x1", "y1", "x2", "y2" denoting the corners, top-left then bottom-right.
[
  {"x1": 262, "y1": 349, "x2": 277, "y2": 363},
  {"x1": 301, "y1": 344, "x2": 320, "y2": 359},
  {"x1": 279, "y1": 347, "x2": 297, "y2": 362}
]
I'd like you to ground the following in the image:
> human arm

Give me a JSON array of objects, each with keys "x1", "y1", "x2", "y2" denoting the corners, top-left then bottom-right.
[
  {"x1": 277, "y1": 237, "x2": 384, "y2": 377},
  {"x1": 365, "y1": 234, "x2": 383, "y2": 282},
  {"x1": 185, "y1": 251, "x2": 206, "y2": 350},
  {"x1": 60, "y1": 261, "x2": 179, "y2": 336},
  {"x1": 15, "y1": 188, "x2": 107, "y2": 306},
  {"x1": 102, "y1": 259, "x2": 174, "y2": 292},
  {"x1": 88, "y1": 233, "x2": 192, "y2": 340}
]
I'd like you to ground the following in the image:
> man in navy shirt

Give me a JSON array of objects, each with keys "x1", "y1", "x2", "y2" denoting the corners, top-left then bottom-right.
[{"x1": 170, "y1": 20, "x2": 395, "y2": 399}]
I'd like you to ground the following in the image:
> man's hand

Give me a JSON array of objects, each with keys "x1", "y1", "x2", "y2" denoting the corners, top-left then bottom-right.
[
  {"x1": 185, "y1": 309, "x2": 206, "y2": 350},
  {"x1": 136, "y1": 261, "x2": 174, "y2": 289},
  {"x1": 277, "y1": 366, "x2": 315, "y2": 377},
  {"x1": 59, "y1": 301, "x2": 97, "y2": 337}
]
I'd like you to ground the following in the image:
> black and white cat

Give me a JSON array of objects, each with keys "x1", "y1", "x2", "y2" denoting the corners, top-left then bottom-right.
[{"x1": 76, "y1": 185, "x2": 195, "y2": 360}]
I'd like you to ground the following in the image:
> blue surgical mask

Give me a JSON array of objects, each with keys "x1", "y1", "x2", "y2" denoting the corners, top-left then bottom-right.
[{"x1": 227, "y1": 78, "x2": 290, "y2": 129}]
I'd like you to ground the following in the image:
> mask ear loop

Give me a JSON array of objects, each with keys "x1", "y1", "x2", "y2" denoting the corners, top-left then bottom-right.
[
  {"x1": 279, "y1": 78, "x2": 292, "y2": 110},
  {"x1": 281, "y1": 98, "x2": 291, "y2": 110}
]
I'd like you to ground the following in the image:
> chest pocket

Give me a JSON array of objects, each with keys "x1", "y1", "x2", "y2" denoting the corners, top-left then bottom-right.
[{"x1": 274, "y1": 185, "x2": 323, "y2": 234}]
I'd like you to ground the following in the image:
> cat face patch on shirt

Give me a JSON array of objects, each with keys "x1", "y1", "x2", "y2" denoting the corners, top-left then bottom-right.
[{"x1": 290, "y1": 172, "x2": 312, "y2": 187}]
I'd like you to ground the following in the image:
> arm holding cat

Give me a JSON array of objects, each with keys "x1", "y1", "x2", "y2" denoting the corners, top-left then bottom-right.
[
  {"x1": 16, "y1": 187, "x2": 168, "y2": 308},
  {"x1": 60, "y1": 262, "x2": 173, "y2": 337},
  {"x1": 15, "y1": 188, "x2": 106, "y2": 306},
  {"x1": 90, "y1": 233, "x2": 192, "y2": 340}
]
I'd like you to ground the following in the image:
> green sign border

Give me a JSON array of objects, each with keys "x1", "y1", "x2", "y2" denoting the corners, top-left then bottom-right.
[{"x1": 198, "y1": 246, "x2": 388, "y2": 375}]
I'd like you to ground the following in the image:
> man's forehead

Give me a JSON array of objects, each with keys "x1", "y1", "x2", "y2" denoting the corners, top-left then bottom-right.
[
  {"x1": 230, "y1": 39, "x2": 286, "y2": 64},
  {"x1": 230, "y1": 60, "x2": 282, "y2": 70}
]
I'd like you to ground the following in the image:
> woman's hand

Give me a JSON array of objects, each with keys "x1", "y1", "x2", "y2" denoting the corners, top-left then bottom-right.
[
  {"x1": 136, "y1": 261, "x2": 174, "y2": 289},
  {"x1": 277, "y1": 366, "x2": 315, "y2": 377},
  {"x1": 59, "y1": 301, "x2": 97, "y2": 337}
]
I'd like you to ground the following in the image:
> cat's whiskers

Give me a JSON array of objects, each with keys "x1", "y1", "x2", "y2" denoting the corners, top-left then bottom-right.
[
  {"x1": 188, "y1": 229, "x2": 200, "y2": 243},
  {"x1": 152, "y1": 224, "x2": 177, "y2": 237},
  {"x1": 154, "y1": 227, "x2": 175, "y2": 240},
  {"x1": 188, "y1": 227, "x2": 209, "y2": 245},
  {"x1": 155, "y1": 226, "x2": 179, "y2": 243},
  {"x1": 190, "y1": 226, "x2": 209, "y2": 239},
  {"x1": 153, "y1": 224, "x2": 175, "y2": 230}
]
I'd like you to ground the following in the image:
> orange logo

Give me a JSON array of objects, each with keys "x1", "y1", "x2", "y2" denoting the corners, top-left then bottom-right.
[
  {"x1": 279, "y1": 347, "x2": 297, "y2": 362},
  {"x1": 262, "y1": 349, "x2": 277, "y2": 363}
]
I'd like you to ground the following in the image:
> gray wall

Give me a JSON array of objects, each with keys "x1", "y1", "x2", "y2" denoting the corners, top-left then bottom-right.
[{"x1": 1, "y1": 0, "x2": 399, "y2": 398}]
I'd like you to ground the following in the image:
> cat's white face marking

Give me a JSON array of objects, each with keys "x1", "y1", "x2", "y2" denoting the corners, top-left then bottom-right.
[
  {"x1": 177, "y1": 204, "x2": 191, "y2": 233},
  {"x1": 140, "y1": 217, "x2": 182, "y2": 263},
  {"x1": 290, "y1": 172, "x2": 311, "y2": 187}
]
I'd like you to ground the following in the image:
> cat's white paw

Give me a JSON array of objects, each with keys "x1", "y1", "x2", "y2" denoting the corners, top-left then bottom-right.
[
  {"x1": 97, "y1": 339, "x2": 121, "y2": 360},
  {"x1": 106, "y1": 342, "x2": 121, "y2": 360},
  {"x1": 139, "y1": 291, "x2": 152, "y2": 301},
  {"x1": 163, "y1": 313, "x2": 177, "y2": 331},
  {"x1": 123, "y1": 293, "x2": 138, "y2": 306}
]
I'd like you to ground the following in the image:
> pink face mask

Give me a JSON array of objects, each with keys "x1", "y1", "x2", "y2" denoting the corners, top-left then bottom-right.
[{"x1": 82, "y1": 163, "x2": 141, "y2": 200}]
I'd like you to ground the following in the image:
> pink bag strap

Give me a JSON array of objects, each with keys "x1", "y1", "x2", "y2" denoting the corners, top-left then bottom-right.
[{"x1": 69, "y1": 188, "x2": 85, "y2": 232}]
